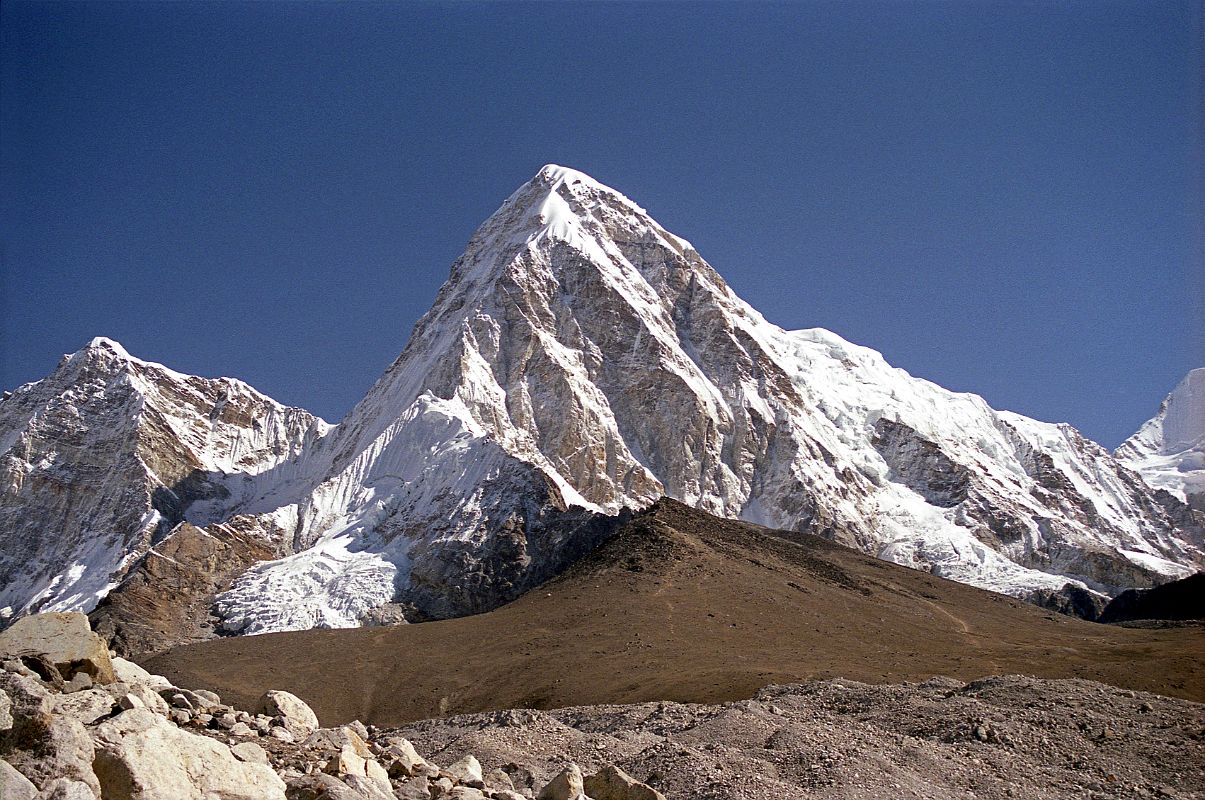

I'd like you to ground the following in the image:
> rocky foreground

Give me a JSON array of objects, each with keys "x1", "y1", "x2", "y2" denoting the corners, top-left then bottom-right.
[{"x1": 2, "y1": 613, "x2": 1203, "y2": 800}]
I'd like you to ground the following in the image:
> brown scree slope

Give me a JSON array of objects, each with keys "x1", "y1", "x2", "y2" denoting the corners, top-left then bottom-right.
[{"x1": 143, "y1": 499, "x2": 1205, "y2": 726}]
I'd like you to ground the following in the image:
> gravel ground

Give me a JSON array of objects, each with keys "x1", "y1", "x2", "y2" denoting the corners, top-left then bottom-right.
[{"x1": 390, "y1": 674, "x2": 1205, "y2": 800}]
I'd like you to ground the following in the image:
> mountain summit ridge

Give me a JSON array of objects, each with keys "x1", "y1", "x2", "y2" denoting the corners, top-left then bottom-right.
[{"x1": 2, "y1": 166, "x2": 1201, "y2": 646}]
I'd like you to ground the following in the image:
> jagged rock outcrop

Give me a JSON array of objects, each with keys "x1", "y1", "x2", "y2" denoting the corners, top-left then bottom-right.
[{"x1": 2, "y1": 167, "x2": 1203, "y2": 641}]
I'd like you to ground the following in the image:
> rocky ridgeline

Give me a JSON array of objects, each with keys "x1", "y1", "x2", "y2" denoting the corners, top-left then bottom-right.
[{"x1": 0, "y1": 613, "x2": 660, "y2": 800}]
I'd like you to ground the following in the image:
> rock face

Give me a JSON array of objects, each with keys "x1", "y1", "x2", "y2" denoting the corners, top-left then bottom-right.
[
  {"x1": 88, "y1": 522, "x2": 278, "y2": 655},
  {"x1": 1117, "y1": 367, "x2": 1205, "y2": 511},
  {"x1": 2, "y1": 167, "x2": 1203, "y2": 642}
]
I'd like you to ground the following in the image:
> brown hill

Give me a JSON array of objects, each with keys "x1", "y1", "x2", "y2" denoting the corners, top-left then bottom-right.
[{"x1": 142, "y1": 500, "x2": 1205, "y2": 726}]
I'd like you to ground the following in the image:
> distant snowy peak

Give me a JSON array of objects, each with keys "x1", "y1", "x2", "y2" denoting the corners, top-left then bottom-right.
[
  {"x1": 1117, "y1": 368, "x2": 1205, "y2": 509},
  {"x1": 0, "y1": 337, "x2": 327, "y2": 620}
]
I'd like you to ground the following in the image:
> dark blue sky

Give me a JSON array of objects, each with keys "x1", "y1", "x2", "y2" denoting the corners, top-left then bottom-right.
[{"x1": 2, "y1": 1, "x2": 1200, "y2": 447}]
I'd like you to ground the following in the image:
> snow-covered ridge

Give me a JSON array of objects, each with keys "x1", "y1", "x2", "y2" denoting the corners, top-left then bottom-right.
[
  {"x1": 3, "y1": 165, "x2": 1202, "y2": 640},
  {"x1": 1117, "y1": 368, "x2": 1205, "y2": 510}
]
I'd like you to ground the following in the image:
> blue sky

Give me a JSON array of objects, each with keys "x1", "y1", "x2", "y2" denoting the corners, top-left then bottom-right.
[{"x1": 1, "y1": 0, "x2": 1200, "y2": 447}]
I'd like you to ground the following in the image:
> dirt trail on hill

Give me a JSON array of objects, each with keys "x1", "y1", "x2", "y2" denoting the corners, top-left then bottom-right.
[{"x1": 144, "y1": 500, "x2": 1205, "y2": 726}]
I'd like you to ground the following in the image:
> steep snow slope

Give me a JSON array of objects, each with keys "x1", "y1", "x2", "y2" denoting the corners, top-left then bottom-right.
[
  {"x1": 1117, "y1": 368, "x2": 1205, "y2": 510},
  {"x1": 210, "y1": 165, "x2": 1202, "y2": 634},
  {"x1": 0, "y1": 338, "x2": 329, "y2": 621}
]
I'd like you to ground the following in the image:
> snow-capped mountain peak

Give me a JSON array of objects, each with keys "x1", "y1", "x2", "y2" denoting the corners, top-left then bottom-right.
[
  {"x1": 0, "y1": 338, "x2": 328, "y2": 621},
  {"x1": 211, "y1": 166, "x2": 1203, "y2": 634},
  {"x1": 3, "y1": 167, "x2": 1202, "y2": 646}
]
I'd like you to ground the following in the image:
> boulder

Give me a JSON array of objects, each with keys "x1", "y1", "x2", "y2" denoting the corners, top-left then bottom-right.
[
  {"x1": 62, "y1": 673, "x2": 92, "y2": 693},
  {"x1": 381, "y1": 737, "x2": 432, "y2": 778},
  {"x1": 267, "y1": 726, "x2": 295, "y2": 743},
  {"x1": 192, "y1": 689, "x2": 221, "y2": 707},
  {"x1": 0, "y1": 614, "x2": 115, "y2": 685},
  {"x1": 446, "y1": 754, "x2": 484, "y2": 786},
  {"x1": 584, "y1": 765, "x2": 666, "y2": 800},
  {"x1": 283, "y1": 773, "x2": 364, "y2": 800},
  {"x1": 230, "y1": 721, "x2": 255, "y2": 737},
  {"x1": 230, "y1": 741, "x2": 270, "y2": 765},
  {"x1": 1, "y1": 757, "x2": 38, "y2": 800},
  {"x1": 447, "y1": 788, "x2": 486, "y2": 800},
  {"x1": 110, "y1": 658, "x2": 171, "y2": 691},
  {"x1": 92, "y1": 708, "x2": 286, "y2": 799},
  {"x1": 485, "y1": 767, "x2": 515, "y2": 791},
  {"x1": 340, "y1": 773, "x2": 395, "y2": 800},
  {"x1": 394, "y1": 775, "x2": 431, "y2": 800},
  {"x1": 318, "y1": 728, "x2": 390, "y2": 797},
  {"x1": 538, "y1": 764, "x2": 585, "y2": 800},
  {"x1": 256, "y1": 691, "x2": 319, "y2": 739}
]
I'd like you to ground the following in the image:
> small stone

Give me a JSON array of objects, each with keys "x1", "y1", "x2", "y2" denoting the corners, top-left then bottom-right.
[
  {"x1": 229, "y1": 721, "x2": 255, "y2": 737},
  {"x1": 256, "y1": 690, "x2": 319, "y2": 739},
  {"x1": 268, "y1": 726, "x2": 295, "y2": 743},
  {"x1": 230, "y1": 741, "x2": 270, "y2": 765},
  {"x1": 169, "y1": 709, "x2": 190, "y2": 725},
  {"x1": 538, "y1": 764, "x2": 585, "y2": 800},
  {"x1": 118, "y1": 693, "x2": 145, "y2": 711},
  {"x1": 446, "y1": 754, "x2": 484, "y2": 787}
]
